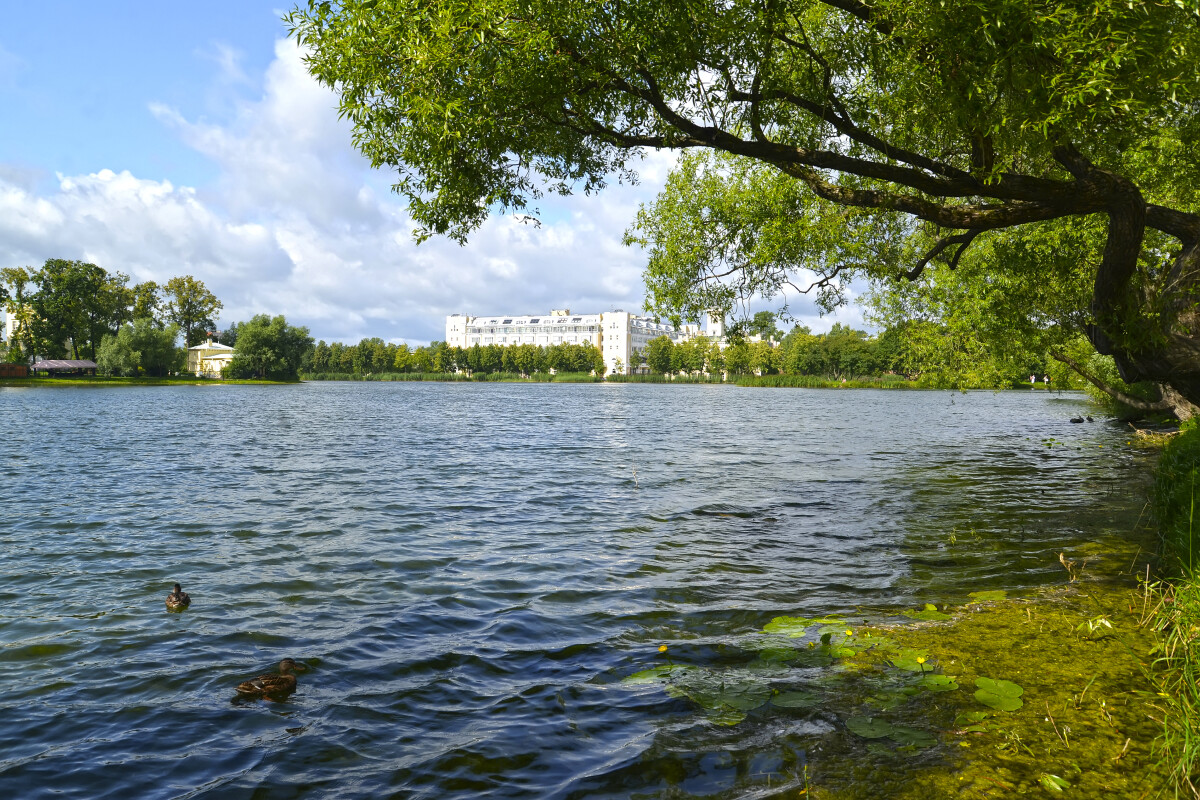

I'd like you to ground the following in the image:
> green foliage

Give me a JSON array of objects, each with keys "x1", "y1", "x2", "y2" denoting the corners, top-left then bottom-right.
[
  {"x1": 96, "y1": 319, "x2": 183, "y2": 377},
  {"x1": 308, "y1": 338, "x2": 605, "y2": 378},
  {"x1": 164, "y1": 275, "x2": 222, "y2": 349},
  {"x1": 1156, "y1": 424, "x2": 1200, "y2": 572},
  {"x1": 288, "y1": 0, "x2": 1200, "y2": 408},
  {"x1": 226, "y1": 314, "x2": 313, "y2": 381}
]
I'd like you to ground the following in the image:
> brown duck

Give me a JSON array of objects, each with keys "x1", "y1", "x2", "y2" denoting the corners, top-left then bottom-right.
[
  {"x1": 165, "y1": 583, "x2": 190, "y2": 611},
  {"x1": 236, "y1": 659, "x2": 304, "y2": 700}
]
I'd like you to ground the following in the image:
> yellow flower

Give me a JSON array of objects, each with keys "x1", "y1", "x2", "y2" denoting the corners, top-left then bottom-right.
[
  {"x1": 845, "y1": 630, "x2": 853, "y2": 636},
  {"x1": 916, "y1": 656, "x2": 927, "y2": 664},
  {"x1": 658, "y1": 645, "x2": 668, "y2": 653}
]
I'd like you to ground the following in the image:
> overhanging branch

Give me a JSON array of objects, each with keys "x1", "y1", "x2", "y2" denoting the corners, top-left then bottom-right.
[{"x1": 1049, "y1": 349, "x2": 1171, "y2": 412}]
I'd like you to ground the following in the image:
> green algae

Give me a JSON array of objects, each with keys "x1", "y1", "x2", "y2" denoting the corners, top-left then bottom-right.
[{"x1": 620, "y1": 543, "x2": 1163, "y2": 798}]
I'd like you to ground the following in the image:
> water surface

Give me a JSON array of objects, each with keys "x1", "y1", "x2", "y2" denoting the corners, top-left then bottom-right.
[{"x1": 0, "y1": 384, "x2": 1153, "y2": 798}]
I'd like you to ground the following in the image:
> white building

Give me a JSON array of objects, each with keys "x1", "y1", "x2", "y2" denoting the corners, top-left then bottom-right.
[
  {"x1": 445, "y1": 309, "x2": 709, "y2": 376},
  {"x1": 187, "y1": 338, "x2": 235, "y2": 377}
]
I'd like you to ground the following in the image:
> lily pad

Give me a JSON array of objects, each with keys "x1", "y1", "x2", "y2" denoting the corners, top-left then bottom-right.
[
  {"x1": 772, "y1": 689, "x2": 819, "y2": 708},
  {"x1": 1038, "y1": 773, "x2": 1071, "y2": 792},
  {"x1": 904, "y1": 603, "x2": 953, "y2": 622},
  {"x1": 667, "y1": 674, "x2": 772, "y2": 712},
  {"x1": 846, "y1": 716, "x2": 894, "y2": 739},
  {"x1": 846, "y1": 716, "x2": 937, "y2": 748},
  {"x1": 706, "y1": 706, "x2": 747, "y2": 726},
  {"x1": 762, "y1": 616, "x2": 812, "y2": 637},
  {"x1": 974, "y1": 677, "x2": 1024, "y2": 711},
  {"x1": 889, "y1": 726, "x2": 937, "y2": 748},
  {"x1": 622, "y1": 664, "x2": 688, "y2": 684},
  {"x1": 968, "y1": 589, "x2": 1008, "y2": 602},
  {"x1": 888, "y1": 648, "x2": 933, "y2": 672},
  {"x1": 954, "y1": 710, "x2": 992, "y2": 725},
  {"x1": 917, "y1": 674, "x2": 959, "y2": 692}
]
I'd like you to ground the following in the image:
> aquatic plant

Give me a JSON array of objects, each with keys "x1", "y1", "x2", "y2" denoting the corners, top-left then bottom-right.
[
  {"x1": 974, "y1": 677, "x2": 1024, "y2": 712},
  {"x1": 903, "y1": 603, "x2": 953, "y2": 622}
]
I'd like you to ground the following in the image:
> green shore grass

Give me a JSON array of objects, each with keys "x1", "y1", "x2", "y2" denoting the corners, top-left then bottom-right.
[
  {"x1": 1148, "y1": 421, "x2": 1200, "y2": 795},
  {"x1": 0, "y1": 376, "x2": 295, "y2": 387}
]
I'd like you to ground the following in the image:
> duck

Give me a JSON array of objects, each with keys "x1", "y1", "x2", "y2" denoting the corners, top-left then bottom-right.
[
  {"x1": 1070, "y1": 416, "x2": 1085, "y2": 423},
  {"x1": 236, "y1": 659, "x2": 305, "y2": 701},
  {"x1": 165, "y1": 583, "x2": 191, "y2": 611}
]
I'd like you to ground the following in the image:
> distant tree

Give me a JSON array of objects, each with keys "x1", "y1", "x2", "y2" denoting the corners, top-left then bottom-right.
[
  {"x1": 311, "y1": 340, "x2": 331, "y2": 372},
  {"x1": 501, "y1": 344, "x2": 518, "y2": 373},
  {"x1": 164, "y1": 276, "x2": 222, "y2": 348},
  {"x1": 645, "y1": 335, "x2": 676, "y2": 375},
  {"x1": 744, "y1": 311, "x2": 784, "y2": 342},
  {"x1": 724, "y1": 341, "x2": 752, "y2": 375},
  {"x1": 393, "y1": 343, "x2": 411, "y2": 372},
  {"x1": 131, "y1": 281, "x2": 163, "y2": 326},
  {"x1": 705, "y1": 341, "x2": 724, "y2": 375},
  {"x1": 217, "y1": 322, "x2": 241, "y2": 347},
  {"x1": 97, "y1": 319, "x2": 183, "y2": 377},
  {"x1": 226, "y1": 315, "x2": 313, "y2": 380},
  {"x1": 410, "y1": 346, "x2": 433, "y2": 373}
]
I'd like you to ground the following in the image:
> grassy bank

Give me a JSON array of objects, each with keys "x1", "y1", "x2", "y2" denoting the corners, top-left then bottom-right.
[
  {"x1": 0, "y1": 375, "x2": 294, "y2": 387},
  {"x1": 1148, "y1": 422, "x2": 1200, "y2": 795}
]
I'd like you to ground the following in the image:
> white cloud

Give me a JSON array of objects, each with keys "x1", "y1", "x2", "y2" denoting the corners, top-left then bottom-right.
[{"x1": 0, "y1": 38, "x2": 861, "y2": 342}]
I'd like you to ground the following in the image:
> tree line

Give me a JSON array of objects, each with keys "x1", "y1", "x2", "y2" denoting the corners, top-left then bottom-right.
[
  {"x1": 1, "y1": 259, "x2": 312, "y2": 381},
  {"x1": 1, "y1": 259, "x2": 222, "y2": 363},
  {"x1": 307, "y1": 339, "x2": 606, "y2": 376}
]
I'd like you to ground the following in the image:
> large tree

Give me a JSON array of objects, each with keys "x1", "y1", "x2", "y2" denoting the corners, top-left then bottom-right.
[
  {"x1": 164, "y1": 275, "x2": 222, "y2": 348},
  {"x1": 227, "y1": 314, "x2": 314, "y2": 381},
  {"x1": 288, "y1": 0, "x2": 1200, "y2": 415}
]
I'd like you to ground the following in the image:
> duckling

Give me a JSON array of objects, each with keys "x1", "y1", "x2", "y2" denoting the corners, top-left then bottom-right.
[
  {"x1": 165, "y1": 583, "x2": 191, "y2": 611},
  {"x1": 236, "y1": 659, "x2": 304, "y2": 701}
]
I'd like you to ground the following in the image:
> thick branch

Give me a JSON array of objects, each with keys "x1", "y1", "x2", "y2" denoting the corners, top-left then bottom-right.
[
  {"x1": 783, "y1": 164, "x2": 1095, "y2": 230},
  {"x1": 1049, "y1": 349, "x2": 1172, "y2": 412},
  {"x1": 902, "y1": 230, "x2": 981, "y2": 280}
]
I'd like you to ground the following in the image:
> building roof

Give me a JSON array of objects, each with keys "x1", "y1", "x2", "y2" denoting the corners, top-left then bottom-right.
[
  {"x1": 188, "y1": 340, "x2": 234, "y2": 351},
  {"x1": 31, "y1": 360, "x2": 98, "y2": 370}
]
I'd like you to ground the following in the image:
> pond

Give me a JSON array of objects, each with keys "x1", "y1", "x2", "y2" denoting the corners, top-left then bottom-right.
[{"x1": 0, "y1": 383, "x2": 1159, "y2": 798}]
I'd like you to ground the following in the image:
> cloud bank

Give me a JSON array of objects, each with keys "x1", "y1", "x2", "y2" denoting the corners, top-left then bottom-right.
[{"x1": 0, "y1": 39, "x2": 862, "y2": 343}]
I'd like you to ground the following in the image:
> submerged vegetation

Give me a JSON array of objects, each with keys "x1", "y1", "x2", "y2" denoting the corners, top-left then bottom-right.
[{"x1": 622, "y1": 567, "x2": 1161, "y2": 798}]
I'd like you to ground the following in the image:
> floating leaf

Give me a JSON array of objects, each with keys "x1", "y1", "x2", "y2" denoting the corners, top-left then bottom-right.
[
  {"x1": 772, "y1": 690, "x2": 819, "y2": 708},
  {"x1": 961, "y1": 724, "x2": 988, "y2": 733},
  {"x1": 763, "y1": 616, "x2": 811, "y2": 637},
  {"x1": 1039, "y1": 774, "x2": 1071, "y2": 792},
  {"x1": 917, "y1": 674, "x2": 959, "y2": 692},
  {"x1": 974, "y1": 677, "x2": 1024, "y2": 711},
  {"x1": 889, "y1": 649, "x2": 933, "y2": 672},
  {"x1": 846, "y1": 716, "x2": 894, "y2": 739},
  {"x1": 888, "y1": 726, "x2": 937, "y2": 748},
  {"x1": 846, "y1": 716, "x2": 936, "y2": 748},
  {"x1": 622, "y1": 665, "x2": 688, "y2": 684},
  {"x1": 954, "y1": 711, "x2": 992, "y2": 725},
  {"x1": 968, "y1": 590, "x2": 1008, "y2": 602},
  {"x1": 706, "y1": 706, "x2": 747, "y2": 726}
]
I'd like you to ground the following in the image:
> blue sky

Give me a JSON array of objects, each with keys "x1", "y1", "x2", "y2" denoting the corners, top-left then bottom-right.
[
  {"x1": 0, "y1": 2, "x2": 862, "y2": 343},
  {"x1": 0, "y1": 2, "x2": 283, "y2": 188}
]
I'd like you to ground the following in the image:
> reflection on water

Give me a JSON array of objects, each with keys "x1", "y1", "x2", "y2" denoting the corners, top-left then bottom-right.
[{"x1": 0, "y1": 384, "x2": 1153, "y2": 798}]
